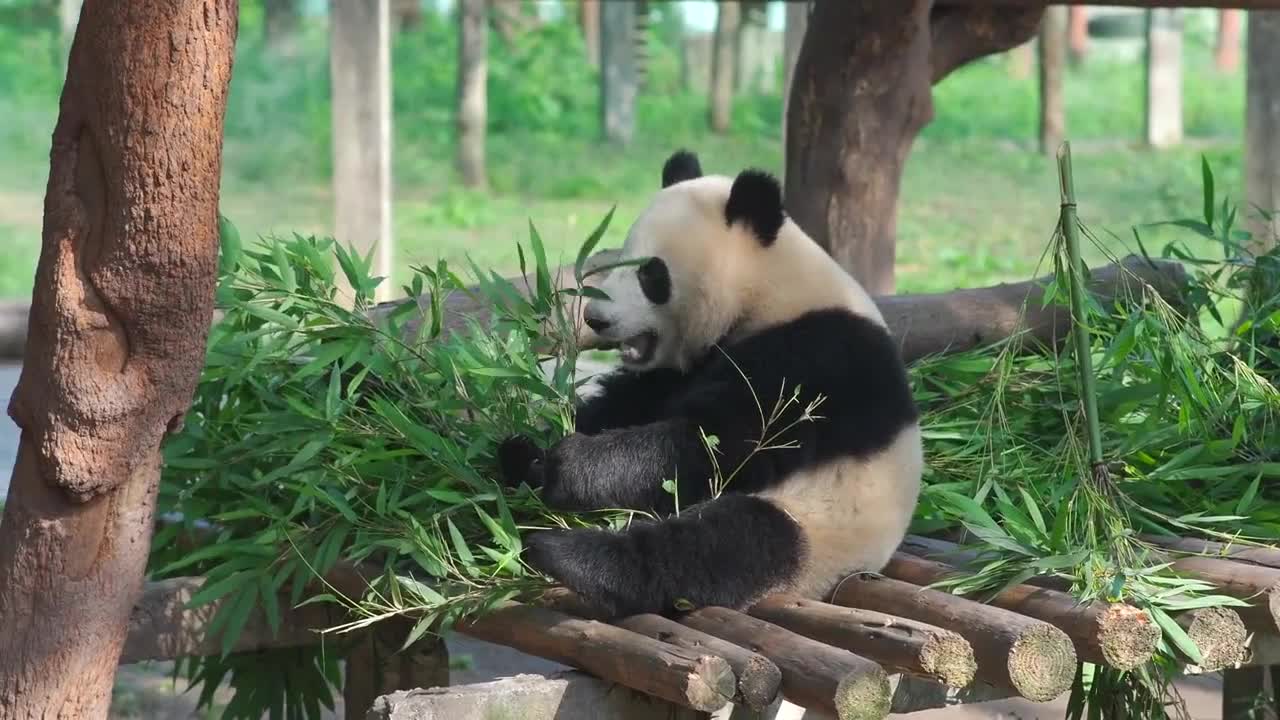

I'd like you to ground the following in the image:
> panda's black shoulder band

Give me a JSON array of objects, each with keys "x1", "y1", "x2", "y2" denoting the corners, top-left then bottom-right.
[
  {"x1": 725, "y1": 169, "x2": 785, "y2": 246},
  {"x1": 661, "y1": 150, "x2": 703, "y2": 188}
]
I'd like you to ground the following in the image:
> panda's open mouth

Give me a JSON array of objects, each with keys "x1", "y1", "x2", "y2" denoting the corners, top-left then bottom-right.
[{"x1": 619, "y1": 331, "x2": 658, "y2": 365}]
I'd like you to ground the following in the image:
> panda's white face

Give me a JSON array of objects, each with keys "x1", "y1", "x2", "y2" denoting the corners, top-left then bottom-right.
[{"x1": 583, "y1": 176, "x2": 745, "y2": 372}]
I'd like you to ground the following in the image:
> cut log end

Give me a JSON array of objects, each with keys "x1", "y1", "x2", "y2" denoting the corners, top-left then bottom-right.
[
  {"x1": 918, "y1": 630, "x2": 979, "y2": 689},
  {"x1": 1095, "y1": 604, "x2": 1162, "y2": 671},
  {"x1": 736, "y1": 653, "x2": 784, "y2": 710},
  {"x1": 1007, "y1": 624, "x2": 1078, "y2": 703},
  {"x1": 1180, "y1": 606, "x2": 1248, "y2": 672},
  {"x1": 686, "y1": 654, "x2": 738, "y2": 712},
  {"x1": 833, "y1": 663, "x2": 892, "y2": 720}
]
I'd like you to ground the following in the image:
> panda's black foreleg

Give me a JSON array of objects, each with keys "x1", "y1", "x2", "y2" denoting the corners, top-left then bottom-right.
[
  {"x1": 573, "y1": 368, "x2": 687, "y2": 435},
  {"x1": 520, "y1": 494, "x2": 805, "y2": 618}
]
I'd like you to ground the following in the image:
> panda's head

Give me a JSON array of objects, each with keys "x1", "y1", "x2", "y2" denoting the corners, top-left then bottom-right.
[{"x1": 583, "y1": 149, "x2": 862, "y2": 373}]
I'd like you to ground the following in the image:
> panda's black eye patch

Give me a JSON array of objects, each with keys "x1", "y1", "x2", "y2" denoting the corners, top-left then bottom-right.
[{"x1": 637, "y1": 258, "x2": 671, "y2": 305}]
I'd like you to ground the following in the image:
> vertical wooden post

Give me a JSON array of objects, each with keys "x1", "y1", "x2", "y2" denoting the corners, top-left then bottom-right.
[
  {"x1": 1144, "y1": 8, "x2": 1183, "y2": 149},
  {"x1": 330, "y1": 0, "x2": 394, "y2": 304},
  {"x1": 344, "y1": 624, "x2": 450, "y2": 720},
  {"x1": 1216, "y1": 9, "x2": 1243, "y2": 73},
  {"x1": 600, "y1": 0, "x2": 637, "y2": 145},
  {"x1": 456, "y1": 0, "x2": 488, "y2": 189},
  {"x1": 0, "y1": 1, "x2": 237, "y2": 716},
  {"x1": 1246, "y1": 10, "x2": 1280, "y2": 253},
  {"x1": 580, "y1": 0, "x2": 601, "y2": 68},
  {"x1": 709, "y1": 0, "x2": 741, "y2": 134},
  {"x1": 782, "y1": 0, "x2": 808, "y2": 149},
  {"x1": 1068, "y1": 6, "x2": 1088, "y2": 65},
  {"x1": 1039, "y1": 6, "x2": 1067, "y2": 155}
]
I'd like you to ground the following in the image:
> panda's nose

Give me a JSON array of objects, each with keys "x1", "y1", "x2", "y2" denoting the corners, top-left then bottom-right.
[
  {"x1": 583, "y1": 307, "x2": 611, "y2": 333},
  {"x1": 584, "y1": 314, "x2": 611, "y2": 334}
]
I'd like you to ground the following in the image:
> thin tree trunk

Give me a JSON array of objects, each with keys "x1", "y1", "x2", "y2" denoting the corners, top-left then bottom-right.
[
  {"x1": 781, "y1": 1, "x2": 809, "y2": 151},
  {"x1": 330, "y1": 0, "x2": 394, "y2": 304},
  {"x1": 0, "y1": 2, "x2": 237, "y2": 717},
  {"x1": 264, "y1": 0, "x2": 300, "y2": 56},
  {"x1": 580, "y1": 0, "x2": 600, "y2": 68},
  {"x1": 1068, "y1": 6, "x2": 1088, "y2": 65},
  {"x1": 1246, "y1": 10, "x2": 1280, "y2": 254},
  {"x1": 456, "y1": 0, "x2": 488, "y2": 189},
  {"x1": 600, "y1": 0, "x2": 637, "y2": 145},
  {"x1": 1216, "y1": 9, "x2": 1243, "y2": 73},
  {"x1": 709, "y1": 0, "x2": 741, "y2": 134},
  {"x1": 1144, "y1": 8, "x2": 1183, "y2": 149},
  {"x1": 1039, "y1": 6, "x2": 1067, "y2": 155}
]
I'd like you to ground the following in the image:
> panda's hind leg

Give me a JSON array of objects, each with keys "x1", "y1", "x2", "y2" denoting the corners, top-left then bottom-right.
[{"x1": 522, "y1": 494, "x2": 805, "y2": 619}]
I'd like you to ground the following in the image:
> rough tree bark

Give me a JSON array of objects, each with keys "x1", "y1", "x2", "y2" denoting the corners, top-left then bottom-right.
[
  {"x1": 781, "y1": 0, "x2": 809, "y2": 148},
  {"x1": 330, "y1": 0, "x2": 394, "y2": 304},
  {"x1": 1039, "y1": 6, "x2": 1067, "y2": 155},
  {"x1": 1144, "y1": 8, "x2": 1183, "y2": 149},
  {"x1": 709, "y1": 0, "x2": 741, "y2": 134},
  {"x1": 456, "y1": 0, "x2": 488, "y2": 189},
  {"x1": 600, "y1": 0, "x2": 637, "y2": 145},
  {"x1": 0, "y1": 1, "x2": 237, "y2": 717},
  {"x1": 580, "y1": 0, "x2": 600, "y2": 68},
  {"x1": 785, "y1": 2, "x2": 1045, "y2": 295},
  {"x1": 1216, "y1": 9, "x2": 1242, "y2": 72},
  {"x1": 263, "y1": 0, "x2": 300, "y2": 56}
]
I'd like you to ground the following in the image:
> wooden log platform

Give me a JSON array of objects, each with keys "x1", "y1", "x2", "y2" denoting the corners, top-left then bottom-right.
[
  {"x1": 882, "y1": 552, "x2": 1160, "y2": 671},
  {"x1": 829, "y1": 573, "x2": 1078, "y2": 703}
]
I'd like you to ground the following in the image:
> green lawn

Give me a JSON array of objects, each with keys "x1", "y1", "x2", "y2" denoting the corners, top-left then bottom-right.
[{"x1": 0, "y1": 10, "x2": 1250, "y2": 301}]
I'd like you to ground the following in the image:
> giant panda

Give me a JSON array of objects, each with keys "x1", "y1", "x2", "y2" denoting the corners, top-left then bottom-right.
[{"x1": 498, "y1": 150, "x2": 923, "y2": 619}]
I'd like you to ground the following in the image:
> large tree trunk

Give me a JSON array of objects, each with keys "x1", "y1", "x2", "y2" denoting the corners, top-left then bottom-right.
[
  {"x1": 1039, "y1": 6, "x2": 1067, "y2": 155},
  {"x1": 600, "y1": 0, "x2": 637, "y2": 145},
  {"x1": 264, "y1": 0, "x2": 300, "y2": 56},
  {"x1": 456, "y1": 0, "x2": 488, "y2": 189},
  {"x1": 580, "y1": 0, "x2": 600, "y2": 68},
  {"x1": 785, "y1": 2, "x2": 1043, "y2": 295},
  {"x1": 0, "y1": 1, "x2": 236, "y2": 717},
  {"x1": 709, "y1": 0, "x2": 741, "y2": 134},
  {"x1": 330, "y1": 0, "x2": 394, "y2": 304},
  {"x1": 1144, "y1": 8, "x2": 1183, "y2": 149},
  {"x1": 1216, "y1": 9, "x2": 1242, "y2": 73},
  {"x1": 1245, "y1": 10, "x2": 1280, "y2": 253},
  {"x1": 781, "y1": 1, "x2": 808, "y2": 148}
]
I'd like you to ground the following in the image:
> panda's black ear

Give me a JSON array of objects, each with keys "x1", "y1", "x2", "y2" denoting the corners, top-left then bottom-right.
[
  {"x1": 725, "y1": 169, "x2": 785, "y2": 246},
  {"x1": 661, "y1": 150, "x2": 703, "y2": 188}
]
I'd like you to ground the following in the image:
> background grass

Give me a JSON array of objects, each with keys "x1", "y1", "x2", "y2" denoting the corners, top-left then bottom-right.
[{"x1": 0, "y1": 4, "x2": 1250, "y2": 301}]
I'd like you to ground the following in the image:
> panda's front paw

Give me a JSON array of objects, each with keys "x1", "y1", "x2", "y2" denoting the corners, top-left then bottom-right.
[{"x1": 497, "y1": 435, "x2": 546, "y2": 489}]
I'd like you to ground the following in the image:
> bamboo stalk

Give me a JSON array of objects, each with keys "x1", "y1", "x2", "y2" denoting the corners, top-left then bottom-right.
[
  {"x1": 748, "y1": 595, "x2": 976, "y2": 688},
  {"x1": 882, "y1": 552, "x2": 1159, "y2": 671},
  {"x1": 680, "y1": 606, "x2": 892, "y2": 720},
  {"x1": 830, "y1": 574, "x2": 1077, "y2": 702}
]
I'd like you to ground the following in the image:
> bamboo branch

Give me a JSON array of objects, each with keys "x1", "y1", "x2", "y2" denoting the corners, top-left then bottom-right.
[
  {"x1": 615, "y1": 614, "x2": 782, "y2": 711},
  {"x1": 882, "y1": 552, "x2": 1159, "y2": 671},
  {"x1": 680, "y1": 606, "x2": 891, "y2": 720},
  {"x1": 454, "y1": 602, "x2": 737, "y2": 713},
  {"x1": 830, "y1": 574, "x2": 1076, "y2": 703},
  {"x1": 749, "y1": 595, "x2": 976, "y2": 688}
]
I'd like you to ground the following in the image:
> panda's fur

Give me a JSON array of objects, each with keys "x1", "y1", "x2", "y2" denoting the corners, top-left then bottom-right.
[{"x1": 498, "y1": 150, "x2": 923, "y2": 618}]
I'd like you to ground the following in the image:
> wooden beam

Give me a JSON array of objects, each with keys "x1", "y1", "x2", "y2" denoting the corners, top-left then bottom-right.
[
  {"x1": 329, "y1": 0, "x2": 394, "y2": 304},
  {"x1": 830, "y1": 574, "x2": 1077, "y2": 703},
  {"x1": 882, "y1": 552, "x2": 1160, "y2": 671}
]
